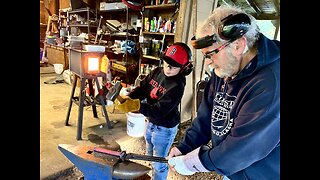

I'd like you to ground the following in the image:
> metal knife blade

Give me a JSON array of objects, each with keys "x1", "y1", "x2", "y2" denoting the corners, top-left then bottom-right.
[{"x1": 93, "y1": 147, "x2": 168, "y2": 163}]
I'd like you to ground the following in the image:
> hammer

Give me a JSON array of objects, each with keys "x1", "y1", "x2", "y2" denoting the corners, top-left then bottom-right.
[
  {"x1": 106, "y1": 81, "x2": 140, "y2": 113},
  {"x1": 106, "y1": 81, "x2": 125, "y2": 103}
]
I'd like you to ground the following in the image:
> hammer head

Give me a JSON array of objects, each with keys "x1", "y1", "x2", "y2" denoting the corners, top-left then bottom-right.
[{"x1": 106, "y1": 81, "x2": 122, "y2": 101}]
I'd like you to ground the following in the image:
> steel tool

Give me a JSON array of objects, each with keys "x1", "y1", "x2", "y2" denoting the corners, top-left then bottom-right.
[{"x1": 94, "y1": 147, "x2": 168, "y2": 163}]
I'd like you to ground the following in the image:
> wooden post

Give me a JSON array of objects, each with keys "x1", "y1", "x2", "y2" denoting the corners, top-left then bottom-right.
[
  {"x1": 273, "y1": 19, "x2": 280, "y2": 40},
  {"x1": 174, "y1": 0, "x2": 187, "y2": 42},
  {"x1": 41, "y1": 16, "x2": 53, "y2": 63},
  {"x1": 191, "y1": 0, "x2": 197, "y2": 119}
]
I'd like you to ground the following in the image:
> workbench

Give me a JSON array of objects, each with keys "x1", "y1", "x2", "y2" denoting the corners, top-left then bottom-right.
[{"x1": 46, "y1": 44, "x2": 69, "y2": 69}]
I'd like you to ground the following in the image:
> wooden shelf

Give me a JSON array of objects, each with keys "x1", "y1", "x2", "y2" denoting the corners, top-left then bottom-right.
[
  {"x1": 100, "y1": 9, "x2": 126, "y2": 13},
  {"x1": 68, "y1": 7, "x2": 95, "y2": 14},
  {"x1": 103, "y1": 33, "x2": 139, "y2": 37},
  {"x1": 106, "y1": 49, "x2": 125, "y2": 54},
  {"x1": 139, "y1": 2, "x2": 182, "y2": 75},
  {"x1": 69, "y1": 24, "x2": 97, "y2": 27},
  {"x1": 110, "y1": 66, "x2": 126, "y2": 74},
  {"x1": 143, "y1": 55, "x2": 160, "y2": 60},
  {"x1": 142, "y1": 32, "x2": 174, "y2": 36},
  {"x1": 144, "y1": 3, "x2": 176, "y2": 10},
  {"x1": 45, "y1": 43, "x2": 66, "y2": 51}
]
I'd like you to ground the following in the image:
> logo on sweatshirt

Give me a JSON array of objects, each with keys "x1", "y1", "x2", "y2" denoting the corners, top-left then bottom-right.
[
  {"x1": 211, "y1": 92, "x2": 236, "y2": 137},
  {"x1": 150, "y1": 87, "x2": 159, "y2": 99},
  {"x1": 149, "y1": 79, "x2": 167, "y2": 99}
]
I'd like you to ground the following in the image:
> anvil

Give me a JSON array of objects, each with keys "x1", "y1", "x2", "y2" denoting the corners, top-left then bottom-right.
[{"x1": 58, "y1": 144, "x2": 151, "y2": 180}]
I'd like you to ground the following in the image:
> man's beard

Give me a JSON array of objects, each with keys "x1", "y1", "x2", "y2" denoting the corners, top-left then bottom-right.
[{"x1": 214, "y1": 51, "x2": 240, "y2": 78}]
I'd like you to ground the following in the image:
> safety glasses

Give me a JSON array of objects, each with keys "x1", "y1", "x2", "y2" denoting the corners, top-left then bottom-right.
[
  {"x1": 202, "y1": 41, "x2": 231, "y2": 59},
  {"x1": 191, "y1": 13, "x2": 251, "y2": 49}
]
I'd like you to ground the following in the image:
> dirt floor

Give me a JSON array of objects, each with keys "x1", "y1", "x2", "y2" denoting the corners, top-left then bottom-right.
[{"x1": 56, "y1": 120, "x2": 223, "y2": 180}]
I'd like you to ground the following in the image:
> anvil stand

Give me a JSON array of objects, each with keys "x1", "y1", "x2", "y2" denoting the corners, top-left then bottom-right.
[{"x1": 65, "y1": 72, "x2": 112, "y2": 140}]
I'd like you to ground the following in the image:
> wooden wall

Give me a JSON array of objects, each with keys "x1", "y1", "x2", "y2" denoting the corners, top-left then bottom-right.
[{"x1": 40, "y1": 0, "x2": 58, "y2": 25}]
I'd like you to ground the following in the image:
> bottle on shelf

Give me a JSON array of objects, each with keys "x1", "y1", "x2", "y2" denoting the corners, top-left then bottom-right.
[
  {"x1": 140, "y1": 64, "x2": 145, "y2": 74},
  {"x1": 150, "y1": 17, "x2": 155, "y2": 32},
  {"x1": 157, "y1": 16, "x2": 162, "y2": 33},
  {"x1": 144, "y1": 17, "x2": 149, "y2": 32}
]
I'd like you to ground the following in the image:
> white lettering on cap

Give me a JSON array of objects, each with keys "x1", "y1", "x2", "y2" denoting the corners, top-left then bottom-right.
[{"x1": 169, "y1": 47, "x2": 177, "y2": 56}]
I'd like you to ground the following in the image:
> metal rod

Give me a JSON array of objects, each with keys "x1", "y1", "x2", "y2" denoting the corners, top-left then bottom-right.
[
  {"x1": 125, "y1": 6, "x2": 129, "y2": 84},
  {"x1": 126, "y1": 153, "x2": 168, "y2": 163},
  {"x1": 88, "y1": 78, "x2": 98, "y2": 118},
  {"x1": 65, "y1": 74, "x2": 78, "y2": 126},
  {"x1": 94, "y1": 76, "x2": 112, "y2": 129},
  {"x1": 77, "y1": 77, "x2": 87, "y2": 140}
]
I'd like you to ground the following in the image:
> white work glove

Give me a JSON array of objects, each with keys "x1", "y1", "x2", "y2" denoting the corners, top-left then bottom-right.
[
  {"x1": 119, "y1": 86, "x2": 136, "y2": 98},
  {"x1": 119, "y1": 87, "x2": 130, "y2": 98},
  {"x1": 168, "y1": 155, "x2": 195, "y2": 175},
  {"x1": 168, "y1": 146, "x2": 182, "y2": 158},
  {"x1": 106, "y1": 100, "x2": 114, "y2": 106},
  {"x1": 168, "y1": 147, "x2": 210, "y2": 175}
]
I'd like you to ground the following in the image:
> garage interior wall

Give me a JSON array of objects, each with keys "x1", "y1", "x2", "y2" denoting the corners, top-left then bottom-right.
[
  {"x1": 180, "y1": 0, "x2": 216, "y2": 123},
  {"x1": 40, "y1": 0, "x2": 222, "y2": 123},
  {"x1": 40, "y1": 0, "x2": 280, "y2": 127}
]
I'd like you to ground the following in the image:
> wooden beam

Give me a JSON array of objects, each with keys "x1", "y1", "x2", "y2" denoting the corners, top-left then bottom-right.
[
  {"x1": 272, "y1": 0, "x2": 280, "y2": 14},
  {"x1": 221, "y1": 0, "x2": 236, "y2": 6},
  {"x1": 181, "y1": 0, "x2": 193, "y2": 43},
  {"x1": 273, "y1": 19, "x2": 280, "y2": 40},
  {"x1": 252, "y1": 12, "x2": 279, "y2": 20},
  {"x1": 244, "y1": 0, "x2": 261, "y2": 15},
  {"x1": 212, "y1": 0, "x2": 219, "y2": 10},
  {"x1": 174, "y1": 0, "x2": 188, "y2": 42},
  {"x1": 191, "y1": 0, "x2": 197, "y2": 120}
]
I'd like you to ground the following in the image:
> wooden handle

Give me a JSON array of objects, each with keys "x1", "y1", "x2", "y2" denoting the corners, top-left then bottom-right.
[{"x1": 116, "y1": 95, "x2": 126, "y2": 104}]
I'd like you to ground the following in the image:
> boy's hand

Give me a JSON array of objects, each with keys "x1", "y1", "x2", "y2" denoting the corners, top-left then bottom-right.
[{"x1": 119, "y1": 86, "x2": 136, "y2": 99}]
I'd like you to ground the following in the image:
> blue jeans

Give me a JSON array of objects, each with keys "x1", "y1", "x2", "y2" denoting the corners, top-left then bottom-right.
[{"x1": 145, "y1": 121, "x2": 178, "y2": 180}]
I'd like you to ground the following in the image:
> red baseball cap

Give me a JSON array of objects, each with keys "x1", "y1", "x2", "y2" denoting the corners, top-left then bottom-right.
[{"x1": 161, "y1": 44, "x2": 190, "y2": 67}]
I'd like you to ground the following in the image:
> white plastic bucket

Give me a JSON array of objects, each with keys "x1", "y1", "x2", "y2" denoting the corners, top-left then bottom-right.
[
  {"x1": 126, "y1": 112, "x2": 146, "y2": 137},
  {"x1": 53, "y1": 63, "x2": 64, "y2": 74}
]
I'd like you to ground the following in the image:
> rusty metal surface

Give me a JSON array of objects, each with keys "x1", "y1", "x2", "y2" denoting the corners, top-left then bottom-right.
[
  {"x1": 58, "y1": 144, "x2": 118, "y2": 167},
  {"x1": 58, "y1": 144, "x2": 115, "y2": 179},
  {"x1": 93, "y1": 150, "x2": 122, "y2": 162}
]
